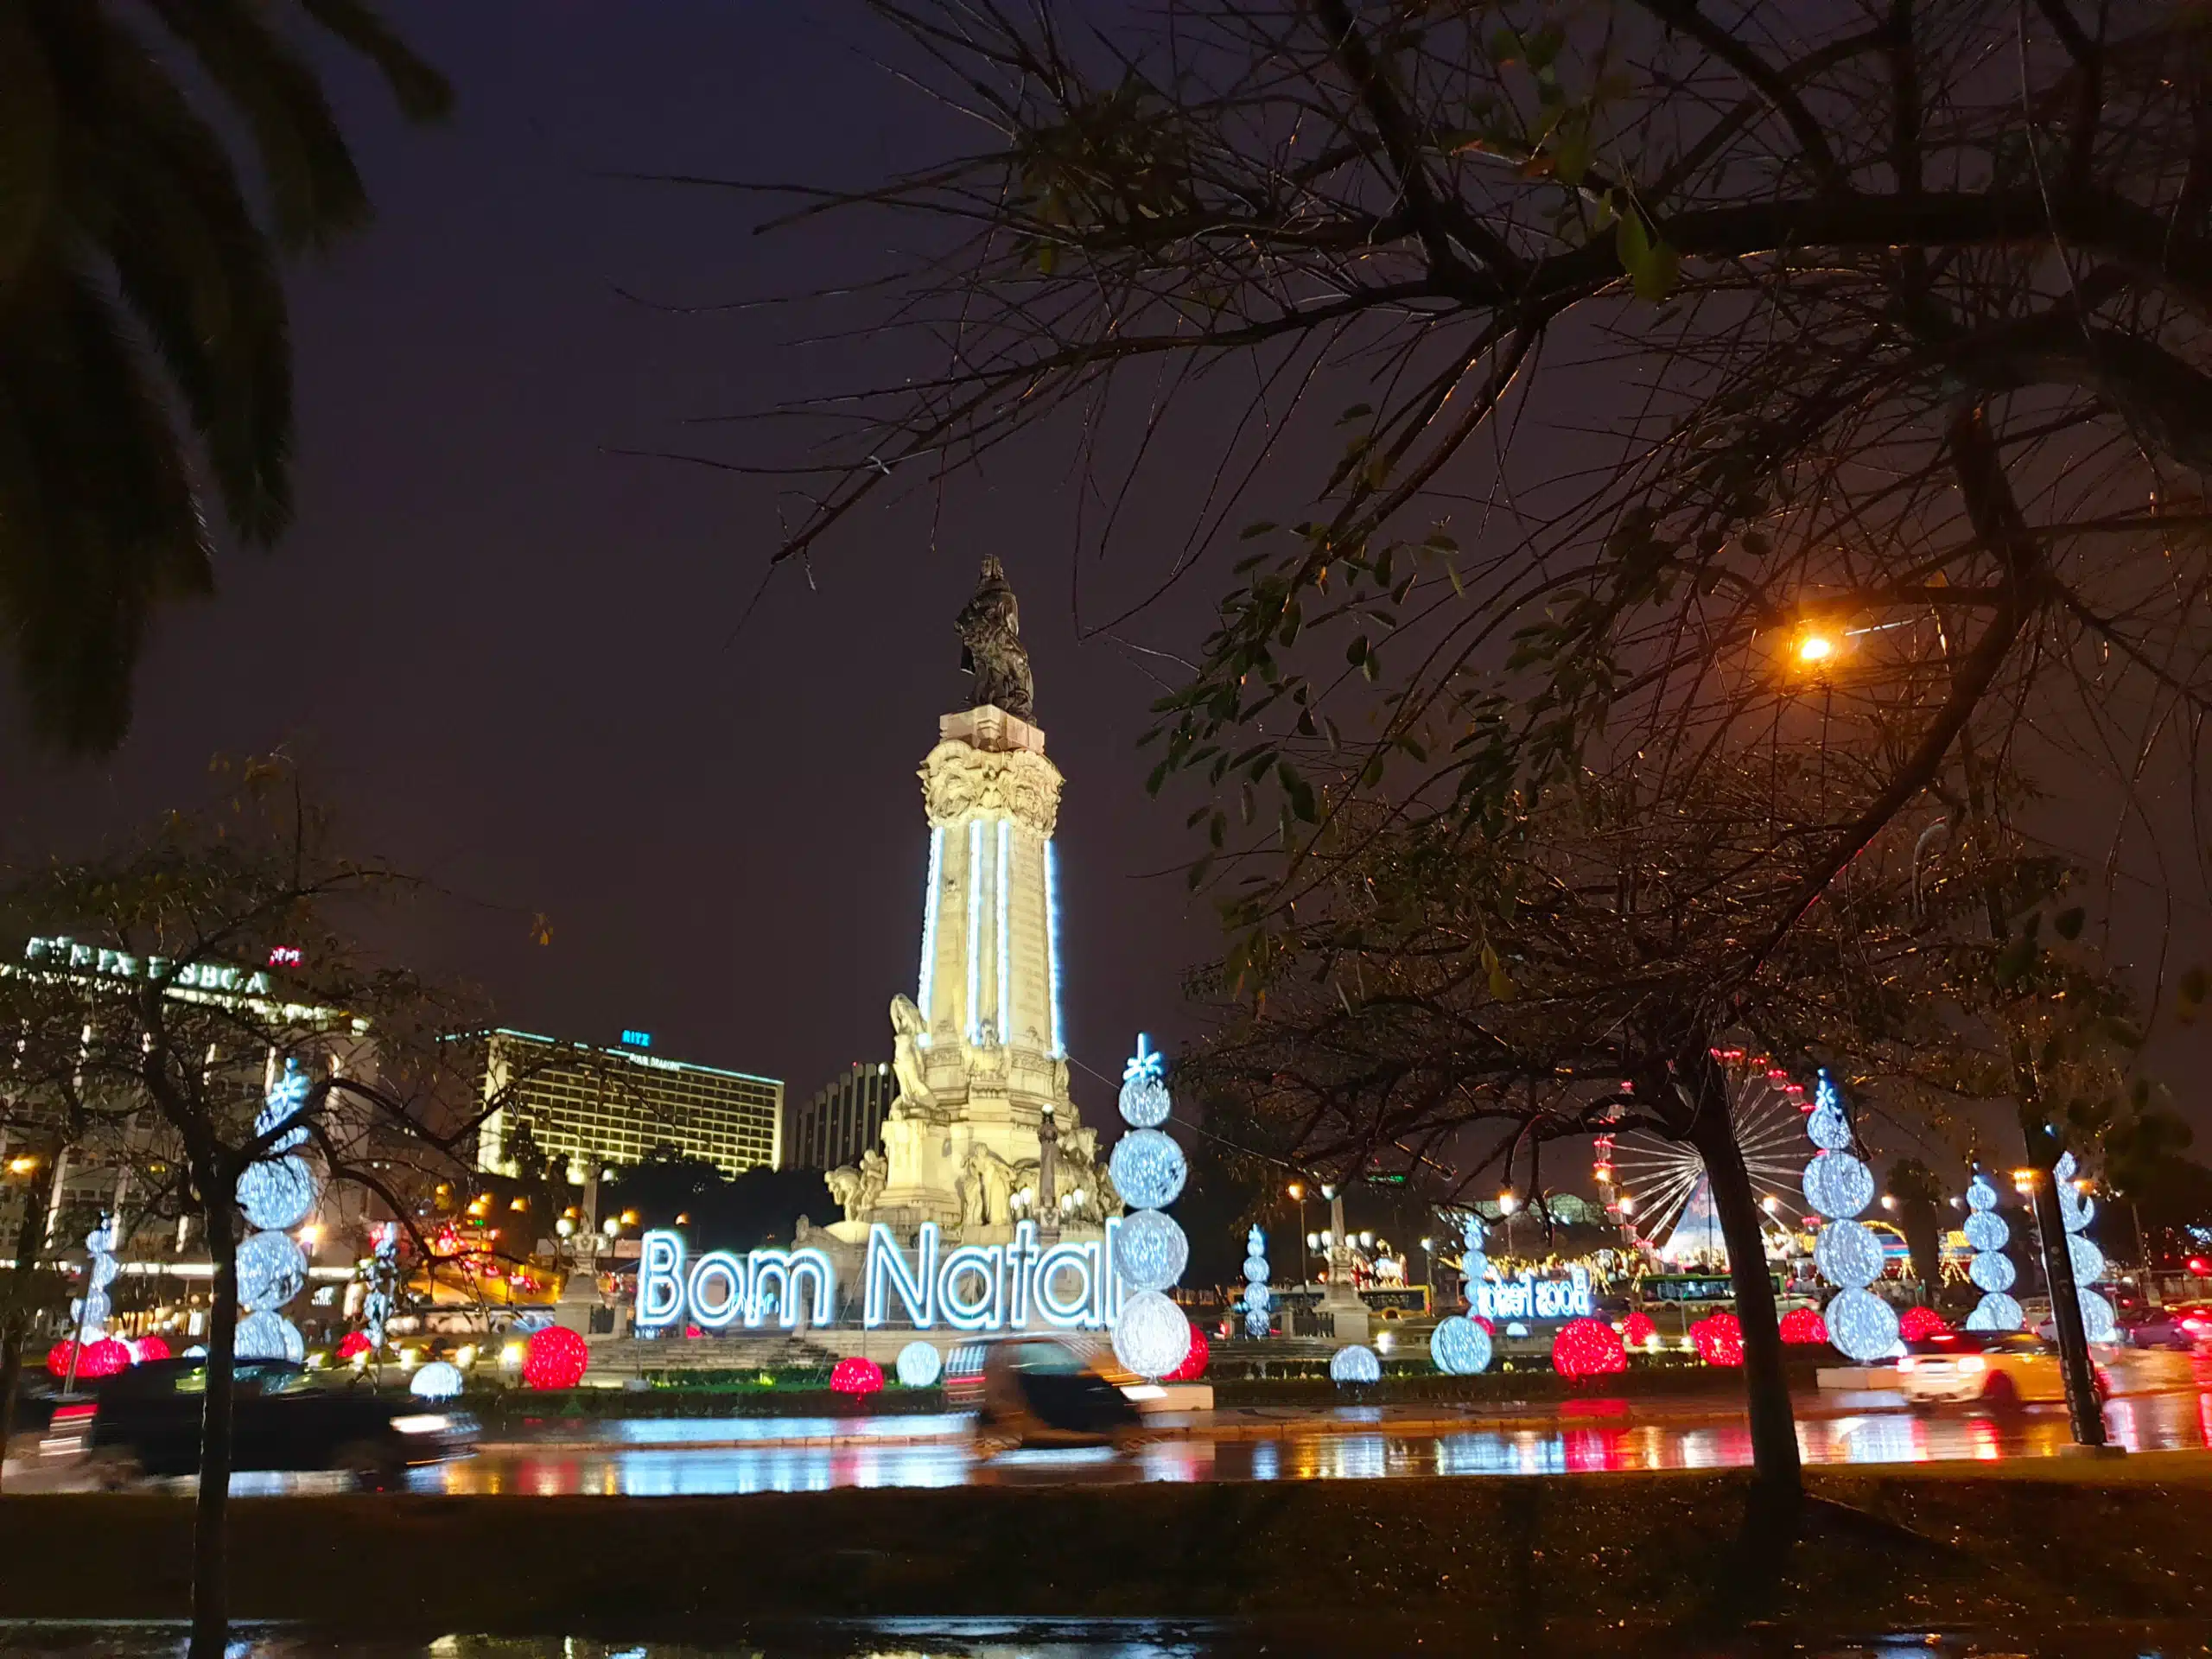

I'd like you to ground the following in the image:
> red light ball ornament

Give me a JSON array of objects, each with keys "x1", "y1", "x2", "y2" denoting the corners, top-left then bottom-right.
[
  {"x1": 1165, "y1": 1323, "x2": 1209, "y2": 1382},
  {"x1": 1897, "y1": 1305, "x2": 1948, "y2": 1342},
  {"x1": 44, "y1": 1341, "x2": 76, "y2": 1379},
  {"x1": 1472, "y1": 1315, "x2": 1496, "y2": 1335},
  {"x1": 1621, "y1": 1310, "x2": 1658, "y2": 1349},
  {"x1": 335, "y1": 1331, "x2": 373, "y2": 1361},
  {"x1": 1691, "y1": 1312, "x2": 1744, "y2": 1367},
  {"x1": 1779, "y1": 1306, "x2": 1828, "y2": 1344},
  {"x1": 131, "y1": 1335, "x2": 172, "y2": 1363},
  {"x1": 830, "y1": 1357, "x2": 885, "y2": 1395},
  {"x1": 1552, "y1": 1318, "x2": 1627, "y2": 1378},
  {"x1": 522, "y1": 1325, "x2": 588, "y2": 1390}
]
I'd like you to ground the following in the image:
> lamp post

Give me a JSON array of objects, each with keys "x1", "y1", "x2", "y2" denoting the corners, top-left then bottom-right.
[
  {"x1": 1498, "y1": 1189, "x2": 1519, "y2": 1257},
  {"x1": 1287, "y1": 1182, "x2": 1309, "y2": 1287}
]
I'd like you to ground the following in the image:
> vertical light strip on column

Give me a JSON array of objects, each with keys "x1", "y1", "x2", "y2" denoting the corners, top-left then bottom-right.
[
  {"x1": 1045, "y1": 837, "x2": 1065, "y2": 1057},
  {"x1": 996, "y1": 818, "x2": 1011, "y2": 1046},
  {"x1": 966, "y1": 819, "x2": 984, "y2": 1044},
  {"x1": 917, "y1": 823, "x2": 944, "y2": 1033}
]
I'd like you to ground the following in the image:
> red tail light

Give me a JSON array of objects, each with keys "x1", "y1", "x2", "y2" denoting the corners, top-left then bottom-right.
[{"x1": 50, "y1": 1403, "x2": 95, "y2": 1427}]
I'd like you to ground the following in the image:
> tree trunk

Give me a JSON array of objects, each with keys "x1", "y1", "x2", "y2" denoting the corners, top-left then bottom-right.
[
  {"x1": 0, "y1": 1152, "x2": 60, "y2": 1492},
  {"x1": 188, "y1": 1192, "x2": 239, "y2": 1659},
  {"x1": 2022, "y1": 1125, "x2": 2107, "y2": 1448},
  {"x1": 1685, "y1": 1069, "x2": 1803, "y2": 1504}
]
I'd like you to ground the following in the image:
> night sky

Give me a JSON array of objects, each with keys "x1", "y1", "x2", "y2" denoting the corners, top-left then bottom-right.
[{"x1": 0, "y1": 3, "x2": 1224, "y2": 1123}]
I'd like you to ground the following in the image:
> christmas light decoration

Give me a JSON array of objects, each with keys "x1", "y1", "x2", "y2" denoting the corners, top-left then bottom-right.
[
  {"x1": 1242, "y1": 1225, "x2": 1271, "y2": 1338},
  {"x1": 1961, "y1": 1170, "x2": 2023, "y2": 1332},
  {"x1": 830, "y1": 1356, "x2": 885, "y2": 1395},
  {"x1": 1622, "y1": 1310, "x2": 1659, "y2": 1350},
  {"x1": 236, "y1": 1058, "x2": 321, "y2": 1363},
  {"x1": 1109, "y1": 1129, "x2": 1186, "y2": 1210},
  {"x1": 71, "y1": 1215, "x2": 118, "y2": 1341},
  {"x1": 1165, "y1": 1323, "x2": 1209, "y2": 1382},
  {"x1": 522, "y1": 1325, "x2": 588, "y2": 1389},
  {"x1": 1552, "y1": 1318, "x2": 1627, "y2": 1378},
  {"x1": 1112, "y1": 1290, "x2": 1192, "y2": 1378},
  {"x1": 1329, "y1": 1344, "x2": 1381, "y2": 1385},
  {"x1": 410, "y1": 1361, "x2": 464, "y2": 1401},
  {"x1": 1114, "y1": 1208, "x2": 1190, "y2": 1293},
  {"x1": 896, "y1": 1340, "x2": 943, "y2": 1388},
  {"x1": 1778, "y1": 1306, "x2": 1828, "y2": 1344},
  {"x1": 1691, "y1": 1312, "x2": 1744, "y2": 1367},
  {"x1": 1897, "y1": 1305, "x2": 1948, "y2": 1342},
  {"x1": 78, "y1": 1338, "x2": 131, "y2": 1378},
  {"x1": 1802, "y1": 1071, "x2": 1898, "y2": 1362},
  {"x1": 1109, "y1": 1034, "x2": 1192, "y2": 1380},
  {"x1": 361, "y1": 1224, "x2": 399, "y2": 1355},
  {"x1": 1430, "y1": 1316, "x2": 1491, "y2": 1376},
  {"x1": 337, "y1": 1331, "x2": 373, "y2": 1362},
  {"x1": 2054, "y1": 1152, "x2": 2118, "y2": 1344},
  {"x1": 44, "y1": 1341, "x2": 76, "y2": 1379},
  {"x1": 1611, "y1": 1058, "x2": 1809, "y2": 1254},
  {"x1": 131, "y1": 1335, "x2": 172, "y2": 1363}
]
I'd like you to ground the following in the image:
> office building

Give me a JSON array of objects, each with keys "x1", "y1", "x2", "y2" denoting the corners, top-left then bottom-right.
[
  {"x1": 788, "y1": 1061, "x2": 898, "y2": 1171},
  {"x1": 474, "y1": 1029, "x2": 782, "y2": 1179}
]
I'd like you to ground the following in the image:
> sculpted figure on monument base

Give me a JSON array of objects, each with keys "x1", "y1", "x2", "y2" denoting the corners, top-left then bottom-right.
[
  {"x1": 825, "y1": 1147, "x2": 889, "y2": 1224},
  {"x1": 887, "y1": 994, "x2": 936, "y2": 1119}
]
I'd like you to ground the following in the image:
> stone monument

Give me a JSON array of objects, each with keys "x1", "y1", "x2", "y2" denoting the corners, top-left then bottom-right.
[{"x1": 821, "y1": 558, "x2": 1115, "y2": 1248}]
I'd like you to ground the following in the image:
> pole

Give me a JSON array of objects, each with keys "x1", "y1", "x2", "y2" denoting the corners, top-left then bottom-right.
[
  {"x1": 1037, "y1": 1102, "x2": 1059, "y2": 1246},
  {"x1": 2018, "y1": 1160, "x2": 2107, "y2": 1448}
]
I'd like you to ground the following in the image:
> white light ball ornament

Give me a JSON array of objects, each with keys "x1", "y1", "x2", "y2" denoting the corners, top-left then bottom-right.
[
  {"x1": 897, "y1": 1340, "x2": 944, "y2": 1388},
  {"x1": 1114, "y1": 1208, "x2": 1190, "y2": 1293},
  {"x1": 1108, "y1": 1033, "x2": 1193, "y2": 1380},
  {"x1": 410, "y1": 1360, "x2": 465, "y2": 1401},
  {"x1": 1961, "y1": 1170, "x2": 2023, "y2": 1332},
  {"x1": 236, "y1": 1230, "x2": 308, "y2": 1311},
  {"x1": 1241, "y1": 1224, "x2": 1271, "y2": 1338},
  {"x1": 1330, "y1": 1344, "x2": 1382, "y2": 1385},
  {"x1": 235, "y1": 1309, "x2": 306, "y2": 1363},
  {"x1": 234, "y1": 1057, "x2": 322, "y2": 1363},
  {"x1": 238, "y1": 1156, "x2": 317, "y2": 1231},
  {"x1": 1430, "y1": 1315, "x2": 1492, "y2": 1376},
  {"x1": 2054, "y1": 1152, "x2": 2118, "y2": 1344}
]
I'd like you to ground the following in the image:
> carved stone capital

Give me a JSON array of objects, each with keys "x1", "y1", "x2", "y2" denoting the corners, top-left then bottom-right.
[{"x1": 920, "y1": 740, "x2": 1064, "y2": 836}]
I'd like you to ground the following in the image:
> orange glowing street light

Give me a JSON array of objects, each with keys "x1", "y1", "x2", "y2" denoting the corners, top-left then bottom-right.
[{"x1": 1796, "y1": 632, "x2": 1837, "y2": 667}]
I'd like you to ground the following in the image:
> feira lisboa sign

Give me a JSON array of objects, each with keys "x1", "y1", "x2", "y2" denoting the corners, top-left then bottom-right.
[
  {"x1": 1471, "y1": 1266, "x2": 1594, "y2": 1323},
  {"x1": 635, "y1": 1219, "x2": 1126, "y2": 1333}
]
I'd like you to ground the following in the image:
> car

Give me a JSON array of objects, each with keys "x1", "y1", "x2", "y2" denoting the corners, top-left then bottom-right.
[
  {"x1": 949, "y1": 1335, "x2": 1143, "y2": 1452},
  {"x1": 1896, "y1": 1331, "x2": 2110, "y2": 1409},
  {"x1": 2120, "y1": 1304, "x2": 2212, "y2": 1351},
  {"x1": 65, "y1": 1357, "x2": 473, "y2": 1484}
]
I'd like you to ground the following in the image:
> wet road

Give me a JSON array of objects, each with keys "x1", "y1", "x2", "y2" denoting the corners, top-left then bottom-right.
[{"x1": 379, "y1": 1388, "x2": 2212, "y2": 1498}]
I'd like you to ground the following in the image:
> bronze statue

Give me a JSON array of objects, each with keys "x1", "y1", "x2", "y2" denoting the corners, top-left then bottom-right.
[{"x1": 955, "y1": 556, "x2": 1035, "y2": 719}]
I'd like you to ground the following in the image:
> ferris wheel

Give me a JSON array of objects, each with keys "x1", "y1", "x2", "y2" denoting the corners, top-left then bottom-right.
[{"x1": 1598, "y1": 1052, "x2": 1810, "y2": 1256}]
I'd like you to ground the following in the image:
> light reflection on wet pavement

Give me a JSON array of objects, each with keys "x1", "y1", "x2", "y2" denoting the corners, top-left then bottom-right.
[{"x1": 397, "y1": 1388, "x2": 2212, "y2": 1498}]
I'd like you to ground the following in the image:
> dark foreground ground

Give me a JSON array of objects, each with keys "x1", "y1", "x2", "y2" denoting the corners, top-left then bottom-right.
[{"x1": 3, "y1": 1459, "x2": 2211, "y2": 1648}]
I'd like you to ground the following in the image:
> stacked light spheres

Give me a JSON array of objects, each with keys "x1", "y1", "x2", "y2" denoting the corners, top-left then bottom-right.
[
  {"x1": 1241, "y1": 1225, "x2": 1271, "y2": 1338},
  {"x1": 1961, "y1": 1170, "x2": 2023, "y2": 1332},
  {"x1": 1107, "y1": 1035, "x2": 1192, "y2": 1380},
  {"x1": 360, "y1": 1223, "x2": 400, "y2": 1356},
  {"x1": 1428, "y1": 1211, "x2": 1494, "y2": 1376},
  {"x1": 1802, "y1": 1071, "x2": 1898, "y2": 1363},
  {"x1": 72, "y1": 1214, "x2": 119, "y2": 1349},
  {"x1": 233, "y1": 1058, "x2": 319, "y2": 1363},
  {"x1": 2054, "y1": 1151, "x2": 2119, "y2": 1343}
]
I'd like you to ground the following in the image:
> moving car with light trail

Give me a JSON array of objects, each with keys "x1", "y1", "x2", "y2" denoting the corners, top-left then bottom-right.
[{"x1": 1896, "y1": 1331, "x2": 2110, "y2": 1408}]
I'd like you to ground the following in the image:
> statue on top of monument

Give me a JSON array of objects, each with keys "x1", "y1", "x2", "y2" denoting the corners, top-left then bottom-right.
[{"x1": 955, "y1": 556, "x2": 1035, "y2": 720}]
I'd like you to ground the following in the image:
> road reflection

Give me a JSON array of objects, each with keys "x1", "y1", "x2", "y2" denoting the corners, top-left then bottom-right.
[{"x1": 417, "y1": 1387, "x2": 2212, "y2": 1497}]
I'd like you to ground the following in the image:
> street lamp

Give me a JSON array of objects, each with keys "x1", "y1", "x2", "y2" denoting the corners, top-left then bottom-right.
[
  {"x1": 1498, "y1": 1189, "x2": 1518, "y2": 1255},
  {"x1": 1287, "y1": 1181, "x2": 1310, "y2": 1283}
]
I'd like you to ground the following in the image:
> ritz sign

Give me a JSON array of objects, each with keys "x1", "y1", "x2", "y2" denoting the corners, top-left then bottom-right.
[{"x1": 636, "y1": 1220, "x2": 1124, "y2": 1333}]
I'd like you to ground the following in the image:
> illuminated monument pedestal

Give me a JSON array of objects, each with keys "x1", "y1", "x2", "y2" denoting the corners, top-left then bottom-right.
[{"x1": 817, "y1": 569, "x2": 1116, "y2": 1256}]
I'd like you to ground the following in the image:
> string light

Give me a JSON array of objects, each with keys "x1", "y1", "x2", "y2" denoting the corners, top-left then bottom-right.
[
  {"x1": 896, "y1": 1340, "x2": 943, "y2": 1388},
  {"x1": 1962, "y1": 1170, "x2": 2024, "y2": 1332},
  {"x1": 1329, "y1": 1344, "x2": 1381, "y2": 1386},
  {"x1": 1109, "y1": 1034, "x2": 1192, "y2": 1381}
]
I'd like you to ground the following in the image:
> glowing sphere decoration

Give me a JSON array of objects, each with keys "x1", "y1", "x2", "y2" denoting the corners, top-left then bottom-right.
[
  {"x1": 1964, "y1": 1292, "x2": 2024, "y2": 1332},
  {"x1": 1690, "y1": 1312, "x2": 1744, "y2": 1367},
  {"x1": 1961, "y1": 1169, "x2": 2023, "y2": 1332},
  {"x1": 235, "y1": 1310, "x2": 307, "y2": 1363},
  {"x1": 830, "y1": 1356, "x2": 886, "y2": 1396},
  {"x1": 1112, "y1": 1288, "x2": 1193, "y2": 1379},
  {"x1": 236, "y1": 1230, "x2": 308, "y2": 1312},
  {"x1": 2069, "y1": 1233, "x2": 2106, "y2": 1286},
  {"x1": 896, "y1": 1340, "x2": 944, "y2": 1388},
  {"x1": 1109, "y1": 1129, "x2": 1187, "y2": 1210},
  {"x1": 238, "y1": 1155, "x2": 318, "y2": 1231},
  {"x1": 1778, "y1": 1306, "x2": 1829, "y2": 1344},
  {"x1": 44, "y1": 1341, "x2": 76, "y2": 1378},
  {"x1": 1551, "y1": 1318, "x2": 1627, "y2": 1378},
  {"x1": 522, "y1": 1325, "x2": 588, "y2": 1390},
  {"x1": 1824, "y1": 1287, "x2": 1898, "y2": 1361},
  {"x1": 1242, "y1": 1224, "x2": 1272, "y2": 1338},
  {"x1": 1430, "y1": 1315, "x2": 1492, "y2": 1376},
  {"x1": 1329, "y1": 1344, "x2": 1382, "y2": 1386},
  {"x1": 1113, "y1": 1207, "x2": 1191, "y2": 1293},
  {"x1": 1897, "y1": 1305, "x2": 1948, "y2": 1342},
  {"x1": 1963, "y1": 1211, "x2": 2009, "y2": 1254},
  {"x1": 1165, "y1": 1323, "x2": 1210, "y2": 1382},
  {"x1": 131, "y1": 1335, "x2": 173, "y2": 1363},
  {"x1": 1813, "y1": 1219, "x2": 1884, "y2": 1290},
  {"x1": 75, "y1": 1338, "x2": 131, "y2": 1378},
  {"x1": 1621, "y1": 1310, "x2": 1659, "y2": 1350},
  {"x1": 1802, "y1": 1150, "x2": 1875, "y2": 1221},
  {"x1": 1968, "y1": 1250, "x2": 2017, "y2": 1293},
  {"x1": 410, "y1": 1361, "x2": 465, "y2": 1401},
  {"x1": 1118, "y1": 1037, "x2": 1172, "y2": 1128},
  {"x1": 336, "y1": 1331, "x2": 374, "y2": 1362}
]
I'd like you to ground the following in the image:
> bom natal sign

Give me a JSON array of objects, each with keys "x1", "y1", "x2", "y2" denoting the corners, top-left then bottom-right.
[{"x1": 635, "y1": 1220, "x2": 1127, "y2": 1334}]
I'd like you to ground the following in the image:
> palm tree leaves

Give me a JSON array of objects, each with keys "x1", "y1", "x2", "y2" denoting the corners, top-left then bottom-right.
[{"x1": 0, "y1": 0, "x2": 451, "y2": 753}]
